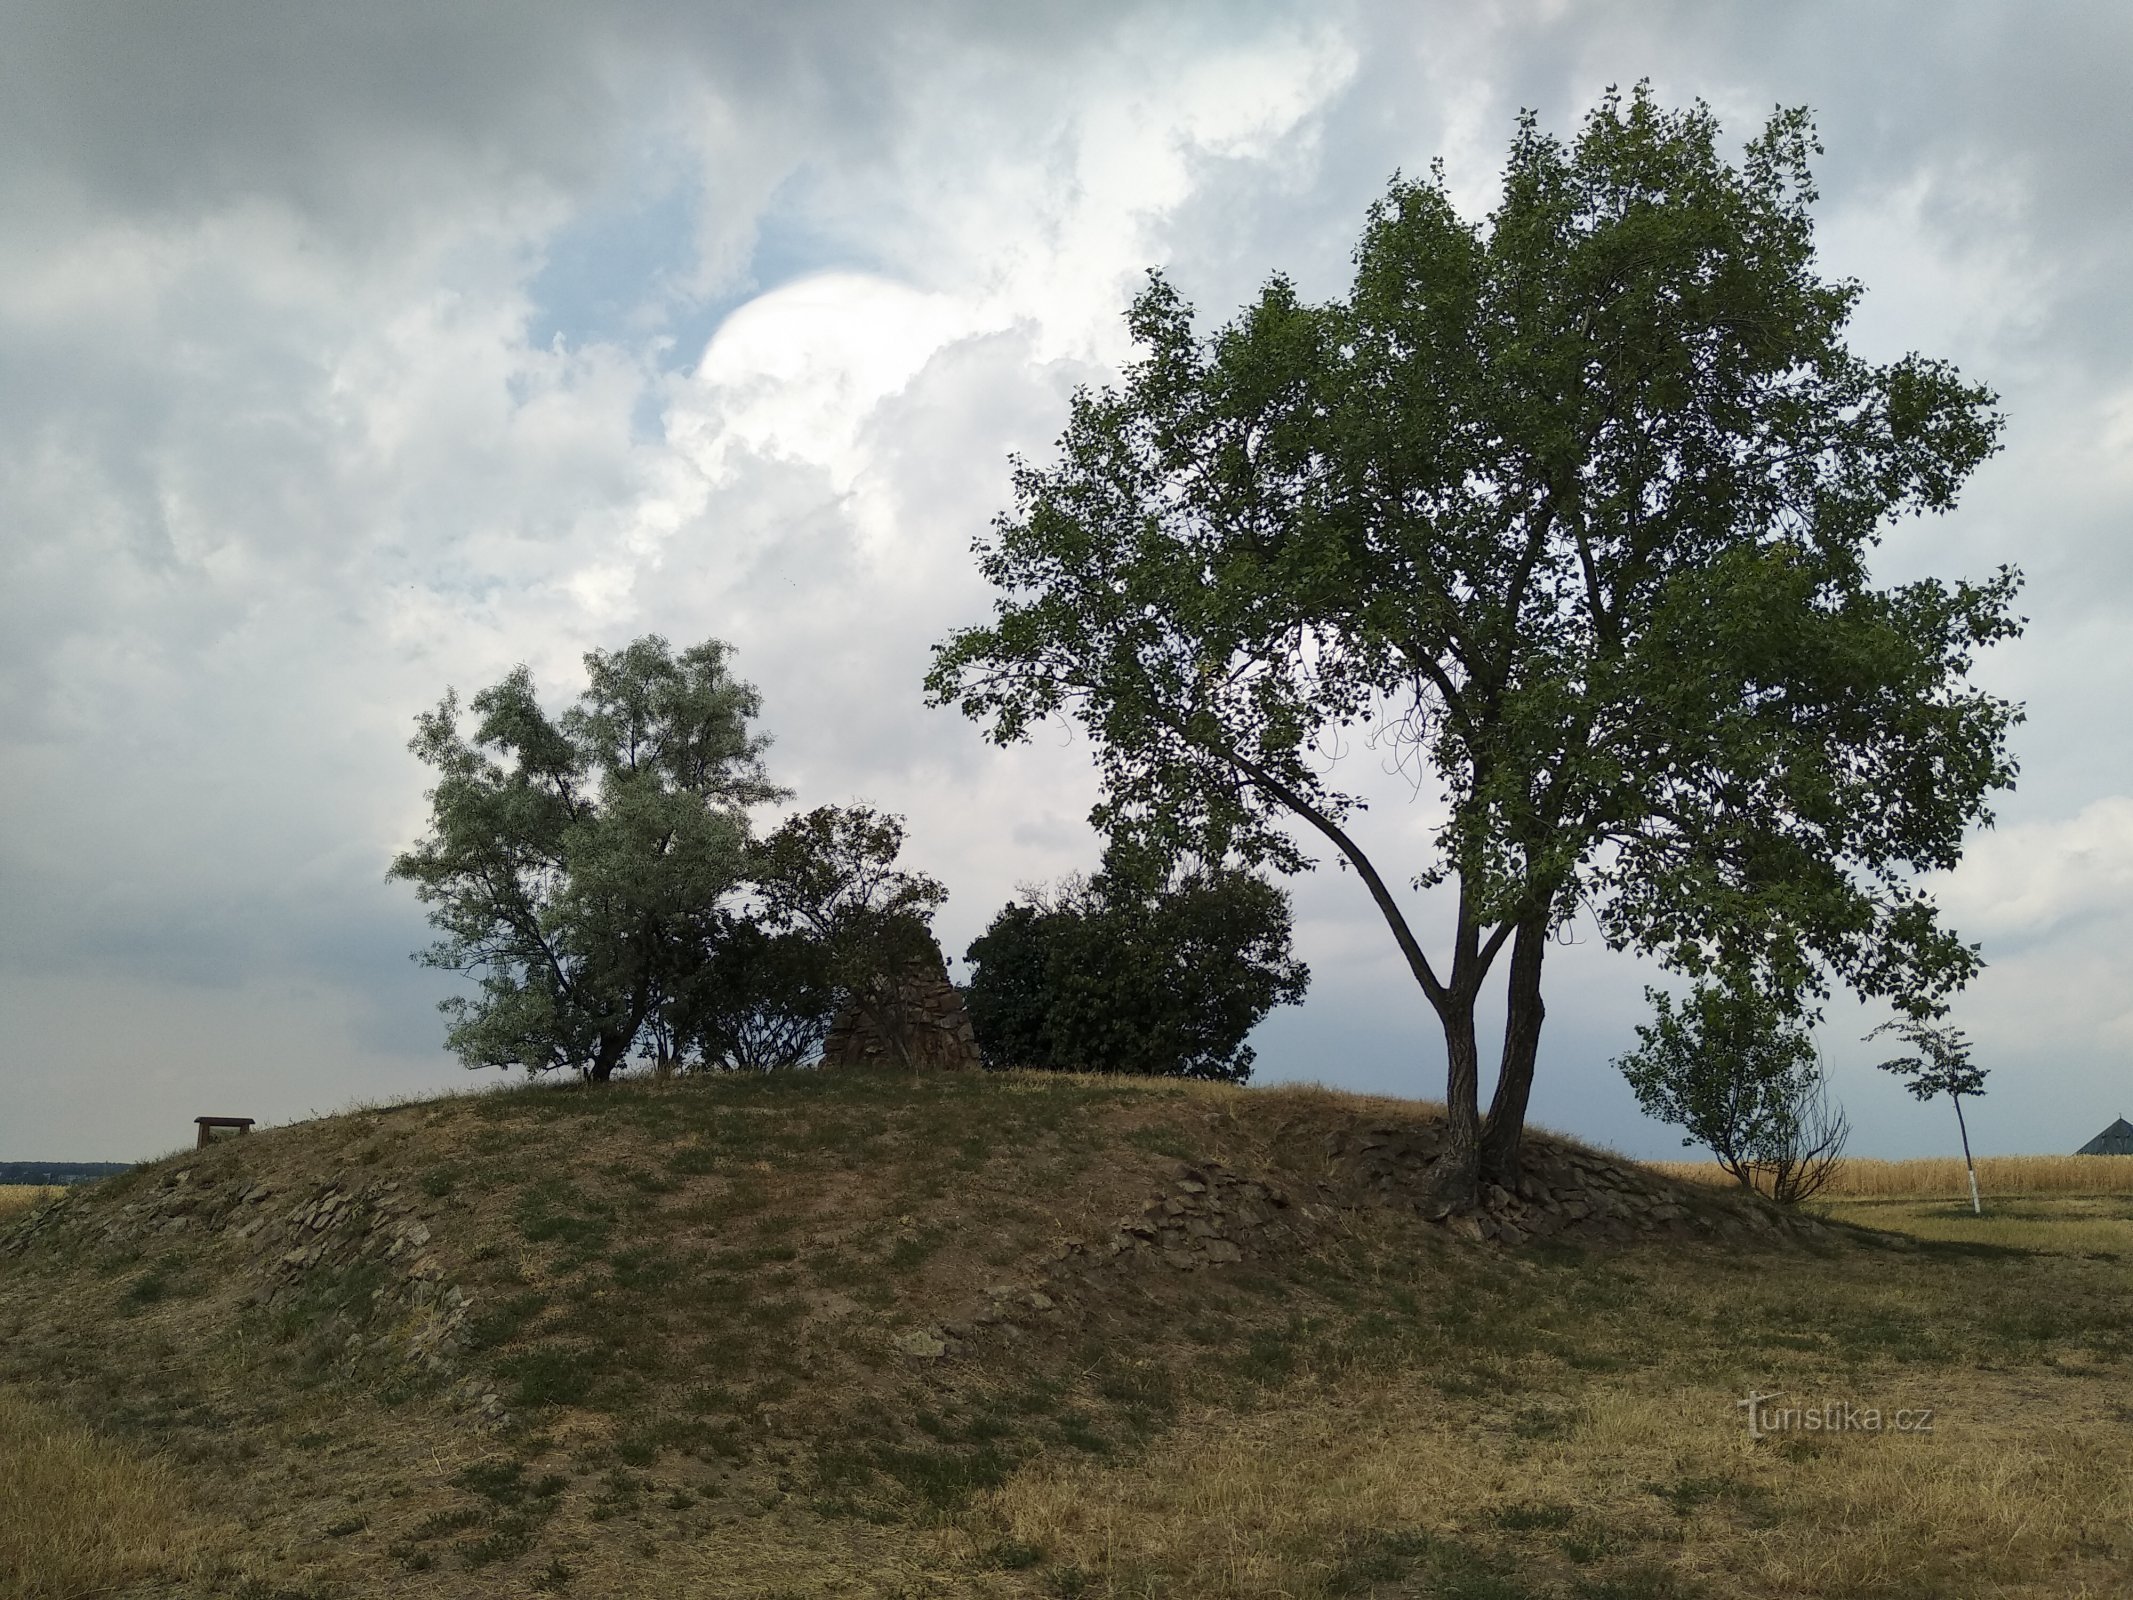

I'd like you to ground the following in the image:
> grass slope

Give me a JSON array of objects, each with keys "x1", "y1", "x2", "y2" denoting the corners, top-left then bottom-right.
[{"x1": 3, "y1": 1071, "x2": 2130, "y2": 1599}]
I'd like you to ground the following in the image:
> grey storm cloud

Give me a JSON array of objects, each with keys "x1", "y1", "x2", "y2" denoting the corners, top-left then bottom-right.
[
  {"x1": 0, "y1": 2, "x2": 1140, "y2": 218},
  {"x1": 3, "y1": 1, "x2": 2129, "y2": 1165}
]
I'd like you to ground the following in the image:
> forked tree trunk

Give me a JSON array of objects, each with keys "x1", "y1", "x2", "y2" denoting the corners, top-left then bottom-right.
[{"x1": 1479, "y1": 914, "x2": 1549, "y2": 1185}]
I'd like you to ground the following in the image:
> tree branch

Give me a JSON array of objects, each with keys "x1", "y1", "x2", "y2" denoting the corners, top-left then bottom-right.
[{"x1": 1193, "y1": 735, "x2": 1451, "y2": 1010}]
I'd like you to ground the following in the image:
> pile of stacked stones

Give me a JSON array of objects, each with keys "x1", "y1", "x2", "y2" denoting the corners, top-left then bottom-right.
[
  {"x1": 1319, "y1": 1123, "x2": 1827, "y2": 1245},
  {"x1": 821, "y1": 952, "x2": 981, "y2": 1071},
  {"x1": 1102, "y1": 1160, "x2": 1333, "y2": 1269}
]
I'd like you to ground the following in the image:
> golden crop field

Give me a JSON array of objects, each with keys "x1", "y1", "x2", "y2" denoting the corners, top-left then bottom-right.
[{"x1": 1647, "y1": 1154, "x2": 2133, "y2": 1200}]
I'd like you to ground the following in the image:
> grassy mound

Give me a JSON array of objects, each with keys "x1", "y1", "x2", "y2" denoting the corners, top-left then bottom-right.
[{"x1": 4, "y1": 1070, "x2": 2130, "y2": 1598}]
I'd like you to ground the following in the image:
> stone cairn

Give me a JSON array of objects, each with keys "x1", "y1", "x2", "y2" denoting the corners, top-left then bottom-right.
[{"x1": 819, "y1": 943, "x2": 981, "y2": 1071}]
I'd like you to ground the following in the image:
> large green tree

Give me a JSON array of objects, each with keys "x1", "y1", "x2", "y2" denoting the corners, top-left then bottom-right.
[
  {"x1": 665, "y1": 913, "x2": 837, "y2": 1073},
  {"x1": 927, "y1": 87, "x2": 2022, "y2": 1201},
  {"x1": 390, "y1": 635, "x2": 783, "y2": 1080}
]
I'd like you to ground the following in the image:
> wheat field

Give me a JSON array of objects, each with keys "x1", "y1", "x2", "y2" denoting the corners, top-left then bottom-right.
[{"x1": 1647, "y1": 1154, "x2": 2133, "y2": 1199}]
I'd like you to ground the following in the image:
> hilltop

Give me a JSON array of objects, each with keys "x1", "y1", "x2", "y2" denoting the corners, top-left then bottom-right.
[{"x1": 3, "y1": 1069, "x2": 2129, "y2": 1599}]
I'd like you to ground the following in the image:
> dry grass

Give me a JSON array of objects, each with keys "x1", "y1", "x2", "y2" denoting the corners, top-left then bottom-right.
[
  {"x1": 1820, "y1": 1195, "x2": 2133, "y2": 1256},
  {"x1": 973, "y1": 1195, "x2": 2133, "y2": 1599},
  {"x1": 0, "y1": 1186, "x2": 62, "y2": 1223},
  {"x1": 1650, "y1": 1154, "x2": 2133, "y2": 1199},
  {"x1": 0, "y1": 1387, "x2": 229, "y2": 1599},
  {"x1": 977, "y1": 1364, "x2": 2133, "y2": 1600}
]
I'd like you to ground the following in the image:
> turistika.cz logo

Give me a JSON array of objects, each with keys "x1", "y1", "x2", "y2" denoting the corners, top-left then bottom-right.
[{"x1": 1737, "y1": 1390, "x2": 1935, "y2": 1439}]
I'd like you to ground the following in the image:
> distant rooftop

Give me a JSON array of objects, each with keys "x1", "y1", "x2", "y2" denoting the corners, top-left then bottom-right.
[{"x1": 2075, "y1": 1117, "x2": 2133, "y2": 1157}]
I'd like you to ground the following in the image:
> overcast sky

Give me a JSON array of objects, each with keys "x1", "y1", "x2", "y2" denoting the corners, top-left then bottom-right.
[{"x1": 4, "y1": 1, "x2": 2129, "y2": 1164}]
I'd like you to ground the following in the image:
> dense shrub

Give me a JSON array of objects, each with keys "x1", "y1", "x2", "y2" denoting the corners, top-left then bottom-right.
[{"x1": 964, "y1": 859, "x2": 1307, "y2": 1082}]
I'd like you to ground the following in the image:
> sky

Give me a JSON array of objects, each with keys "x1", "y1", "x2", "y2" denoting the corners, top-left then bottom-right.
[{"x1": 4, "y1": 1, "x2": 2130, "y2": 1164}]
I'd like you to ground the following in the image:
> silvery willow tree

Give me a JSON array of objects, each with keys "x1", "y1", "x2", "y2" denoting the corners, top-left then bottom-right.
[
  {"x1": 926, "y1": 87, "x2": 2022, "y2": 1204},
  {"x1": 391, "y1": 635, "x2": 784, "y2": 1081}
]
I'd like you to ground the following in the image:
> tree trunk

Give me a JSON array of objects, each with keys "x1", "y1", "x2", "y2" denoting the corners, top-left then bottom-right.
[
  {"x1": 1432, "y1": 995, "x2": 1483, "y2": 1212},
  {"x1": 589, "y1": 1025, "x2": 635, "y2": 1083},
  {"x1": 1952, "y1": 1092, "x2": 1981, "y2": 1216},
  {"x1": 1426, "y1": 885, "x2": 1500, "y2": 1213},
  {"x1": 1479, "y1": 914, "x2": 1549, "y2": 1185}
]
